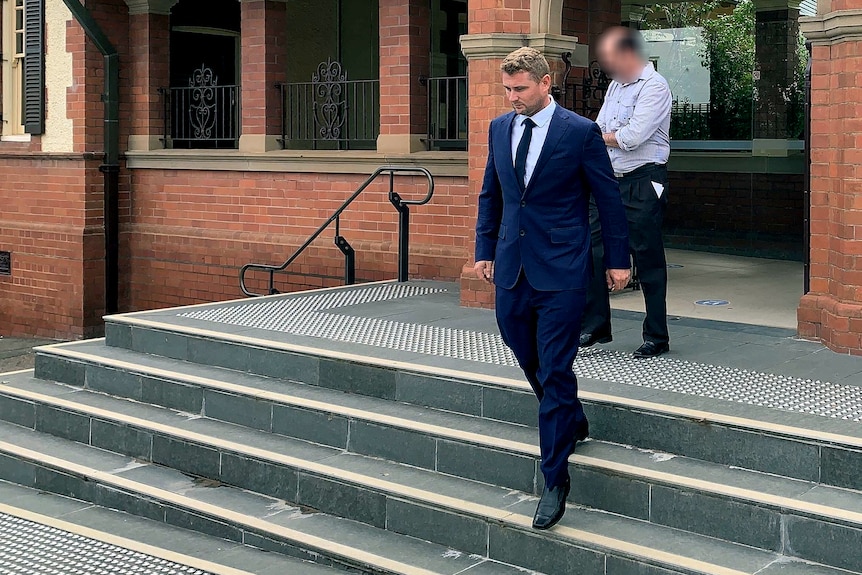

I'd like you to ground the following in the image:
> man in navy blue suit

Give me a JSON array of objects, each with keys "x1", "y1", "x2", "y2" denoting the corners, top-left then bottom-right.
[{"x1": 474, "y1": 47, "x2": 631, "y2": 530}]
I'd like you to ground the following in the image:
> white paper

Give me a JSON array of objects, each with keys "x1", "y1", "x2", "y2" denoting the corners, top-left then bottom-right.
[{"x1": 651, "y1": 181, "x2": 665, "y2": 198}]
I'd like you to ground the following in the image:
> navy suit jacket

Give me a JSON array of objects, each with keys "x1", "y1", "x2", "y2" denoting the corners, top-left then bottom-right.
[{"x1": 475, "y1": 105, "x2": 630, "y2": 291}]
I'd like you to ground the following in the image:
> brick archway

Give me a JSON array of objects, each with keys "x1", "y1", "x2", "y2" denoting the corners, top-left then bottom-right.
[{"x1": 531, "y1": 0, "x2": 565, "y2": 34}]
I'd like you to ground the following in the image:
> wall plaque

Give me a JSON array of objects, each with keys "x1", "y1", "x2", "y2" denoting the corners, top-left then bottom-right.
[{"x1": 0, "y1": 251, "x2": 10, "y2": 276}]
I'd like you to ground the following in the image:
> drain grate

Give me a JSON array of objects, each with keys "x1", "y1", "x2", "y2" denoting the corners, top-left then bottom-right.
[
  {"x1": 179, "y1": 283, "x2": 862, "y2": 422},
  {"x1": 0, "y1": 512, "x2": 212, "y2": 574}
]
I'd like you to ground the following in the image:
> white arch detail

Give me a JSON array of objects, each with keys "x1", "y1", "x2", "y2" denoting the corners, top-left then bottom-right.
[{"x1": 530, "y1": 0, "x2": 564, "y2": 35}]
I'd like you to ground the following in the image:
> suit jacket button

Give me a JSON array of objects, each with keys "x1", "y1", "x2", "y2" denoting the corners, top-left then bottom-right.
[
  {"x1": 519, "y1": 230, "x2": 526, "y2": 237},
  {"x1": 520, "y1": 201, "x2": 526, "y2": 207}
]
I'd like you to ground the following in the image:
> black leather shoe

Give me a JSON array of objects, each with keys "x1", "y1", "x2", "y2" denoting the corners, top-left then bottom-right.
[
  {"x1": 579, "y1": 330, "x2": 612, "y2": 348},
  {"x1": 532, "y1": 479, "x2": 570, "y2": 530},
  {"x1": 575, "y1": 420, "x2": 590, "y2": 443},
  {"x1": 633, "y1": 341, "x2": 669, "y2": 358}
]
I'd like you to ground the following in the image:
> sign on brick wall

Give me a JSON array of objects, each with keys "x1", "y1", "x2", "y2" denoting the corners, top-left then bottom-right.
[{"x1": 0, "y1": 251, "x2": 11, "y2": 276}]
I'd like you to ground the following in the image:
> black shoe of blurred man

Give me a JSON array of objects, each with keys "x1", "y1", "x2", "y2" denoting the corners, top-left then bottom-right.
[
  {"x1": 575, "y1": 420, "x2": 589, "y2": 443},
  {"x1": 633, "y1": 341, "x2": 669, "y2": 358},
  {"x1": 579, "y1": 329, "x2": 612, "y2": 348},
  {"x1": 532, "y1": 479, "x2": 571, "y2": 530}
]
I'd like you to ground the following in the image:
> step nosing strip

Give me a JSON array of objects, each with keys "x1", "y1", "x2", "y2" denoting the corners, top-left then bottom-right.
[
  {"x1": 0, "y1": 440, "x2": 753, "y2": 575},
  {"x1": 86, "y1": 315, "x2": 862, "y2": 450},
  {"x1": 26, "y1": 349, "x2": 858, "y2": 523},
  {"x1": 4, "y1": 385, "x2": 862, "y2": 539},
  {"x1": 39, "y1": 346, "x2": 538, "y2": 454},
  {"x1": 102, "y1": 280, "x2": 396, "y2": 318},
  {"x1": 0, "y1": 502, "x2": 257, "y2": 575},
  {"x1": 0, "y1": 368, "x2": 36, "y2": 377},
  {"x1": 0, "y1": 441, "x2": 441, "y2": 575}
]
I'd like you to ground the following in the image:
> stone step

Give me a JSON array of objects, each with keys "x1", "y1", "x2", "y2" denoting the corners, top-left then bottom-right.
[
  {"x1": 96, "y1": 318, "x2": 862, "y2": 493},
  {"x1": 0, "y1": 420, "x2": 528, "y2": 575},
  {"x1": 0, "y1": 373, "x2": 856, "y2": 575},
  {"x1": 27, "y1": 339, "x2": 862, "y2": 562},
  {"x1": 0, "y1": 480, "x2": 345, "y2": 575}
]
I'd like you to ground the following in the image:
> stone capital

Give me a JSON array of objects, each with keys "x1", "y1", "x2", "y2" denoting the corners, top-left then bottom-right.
[
  {"x1": 124, "y1": 0, "x2": 179, "y2": 16},
  {"x1": 460, "y1": 33, "x2": 581, "y2": 61},
  {"x1": 801, "y1": 9, "x2": 862, "y2": 44}
]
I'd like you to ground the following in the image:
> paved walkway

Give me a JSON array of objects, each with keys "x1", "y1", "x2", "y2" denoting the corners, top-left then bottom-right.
[
  {"x1": 0, "y1": 511, "x2": 214, "y2": 575},
  {"x1": 0, "y1": 337, "x2": 56, "y2": 373}
]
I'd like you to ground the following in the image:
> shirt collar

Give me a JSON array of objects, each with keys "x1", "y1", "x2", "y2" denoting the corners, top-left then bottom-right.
[
  {"x1": 517, "y1": 97, "x2": 556, "y2": 129},
  {"x1": 621, "y1": 62, "x2": 655, "y2": 86}
]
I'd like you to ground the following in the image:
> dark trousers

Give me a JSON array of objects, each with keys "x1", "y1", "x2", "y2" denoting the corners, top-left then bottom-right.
[
  {"x1": 583, "y1": 163, "x2": 669, "y2": 345},
  {"x1": 496, "y1": 274, "x2": 587, "y2": 488}
]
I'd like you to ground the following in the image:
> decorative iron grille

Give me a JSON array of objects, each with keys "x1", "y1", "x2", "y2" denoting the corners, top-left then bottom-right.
[
  {"x1": 557, "y1": 55, "x2": 611, "y2": 121},
  {"x1": 279, "y1": 59, "x2": 379, "y2": 150},
  {"x1": 160, "y1": 65, "x2": 239, "y2": 149},
  {"x1": 422, "y1": 75, "x2": 467, "y2": 151}
]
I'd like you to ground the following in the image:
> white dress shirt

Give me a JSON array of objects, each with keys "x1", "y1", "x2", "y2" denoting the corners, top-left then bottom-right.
[{"x1": 511, "y1": 97, "x2": 556, "y2": 188}]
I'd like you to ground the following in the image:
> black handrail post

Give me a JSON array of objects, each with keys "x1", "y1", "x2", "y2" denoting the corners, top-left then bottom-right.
[{"x1": 389, "y1": 171, "x2": 410, "y2": 283}]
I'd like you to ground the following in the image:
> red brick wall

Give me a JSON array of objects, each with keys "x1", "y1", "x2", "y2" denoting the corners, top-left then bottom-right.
[
  {"x1": 798, "y1": 40, "x2": 862, "y2": 353},
  {"x1": 379, "y1": 0, "x2": 430, "y2": 137},
  {"x1": 467, "y1": 0, "x2": 530, "y2": 35},
  {"x1": 120, "y1": 170, "x2": 470, "y2": 310},
  {"x1": 562, "y1": 0, "x2": 621, "y2": 58},
  {"x1": 0, "y1": 0, "x2": 132, "y2": 340},
  {"x1": 664, "y1": 171, "x2": 805, "y2": 258},
  {"x1": 128, "y1": 12, "x2": 171, "y2": 141},
  {"x1": 0, "y1": 155, "x2": 105, "y2": 339},
  {"x1": 241, "y1": 0, "x2": 288, "y2": 138}
]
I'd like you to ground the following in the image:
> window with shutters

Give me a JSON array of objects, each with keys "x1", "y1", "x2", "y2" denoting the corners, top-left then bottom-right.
[
  {"x1": 1, "y1": 0, "x2": 42, "y2": 138},
  {"x1": 1, "y1": 0, "x2": 26, "y2": 136}
]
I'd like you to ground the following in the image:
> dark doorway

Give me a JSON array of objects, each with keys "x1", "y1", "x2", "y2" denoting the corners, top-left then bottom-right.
[{"x1": 168, "y1": 0, "x2": 241, "y2": 149}]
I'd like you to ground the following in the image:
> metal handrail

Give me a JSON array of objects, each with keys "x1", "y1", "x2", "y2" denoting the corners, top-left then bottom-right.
[{"x1": 239, "y1": 166, "x2": 435, "y2": 297}]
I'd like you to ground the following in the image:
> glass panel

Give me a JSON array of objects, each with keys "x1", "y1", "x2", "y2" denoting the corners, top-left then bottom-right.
[{"x1": 643, "y1": 0, "x2": 806, "y2": 141}]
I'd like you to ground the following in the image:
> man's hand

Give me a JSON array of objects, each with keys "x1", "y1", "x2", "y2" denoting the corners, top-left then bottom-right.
[
  {"x1": 602, "y1": 132, "x2": 620, "y2": 149},
  {"x1": 474, "y1": 261, "x2": 494, "y2": 285},
  {"x1": 606, "y1": 268, "x2": 631, "y2": 292}
]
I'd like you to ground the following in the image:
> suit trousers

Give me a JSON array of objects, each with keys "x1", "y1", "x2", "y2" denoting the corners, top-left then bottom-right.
[
  {"x1": 496, "y1": 273, "x2": 587, "y2": 488},
  {"x1": 582, "y1": 163, "x2": 669, "y2": 344}
]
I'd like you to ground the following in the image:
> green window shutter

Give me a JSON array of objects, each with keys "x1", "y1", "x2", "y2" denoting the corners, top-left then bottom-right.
[{"x1": 23, "y1": 0, "x2": 45, "y2": 135}]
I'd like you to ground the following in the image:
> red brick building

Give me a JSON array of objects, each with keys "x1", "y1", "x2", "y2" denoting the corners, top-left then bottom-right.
[{"x1": 0, "y1": 0, "x2": 859, "y2": 353}]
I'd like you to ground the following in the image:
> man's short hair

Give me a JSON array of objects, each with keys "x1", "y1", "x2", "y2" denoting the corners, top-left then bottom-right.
[
  {"x1": 604, "y1": 26, "x2": 644, "y2": 55},
  {"x1": 500, "y1": 47, "x2": 551, "y2": 83}
]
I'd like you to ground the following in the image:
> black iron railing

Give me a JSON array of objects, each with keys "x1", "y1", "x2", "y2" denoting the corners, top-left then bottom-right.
[
  {"x1": 239, "y1": 166, "x2": 435, "y2": 297},
  {"x1": 421, "y1": 75, "x2": 467, "y2": 150},
  {"x1": 278, "y1": 59, "x2": 380, "y2": 150},
  {"x1": 670, "y1": 100, "x2": 711, "y2": 140},
  {"x1": 557, "y1": 55, "x2": 611, "y2": 121},
  {"x1": 160, "y1": 65, "x2": 239, "y2": 149}
]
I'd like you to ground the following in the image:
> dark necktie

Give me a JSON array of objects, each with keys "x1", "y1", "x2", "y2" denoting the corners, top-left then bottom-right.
[{"x1": 514, "y1": 117, "x2": 535, "y2": 191}]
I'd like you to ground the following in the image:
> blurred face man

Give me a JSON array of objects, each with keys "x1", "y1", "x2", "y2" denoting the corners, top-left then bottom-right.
[
  {"x1": 500, "y1": 48, "x2": 552, "y2": 116},
  {"x1": 597, "y1": 26, "x2": 645, "y2": 84}
]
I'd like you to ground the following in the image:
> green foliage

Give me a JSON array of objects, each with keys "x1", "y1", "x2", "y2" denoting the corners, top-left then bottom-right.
[
  {"x1": 645, "y1": 0, "x2": 807, "y2": 140},
  {"x1": 701, "y1": 0, "x2": 755, "y2": 139}
]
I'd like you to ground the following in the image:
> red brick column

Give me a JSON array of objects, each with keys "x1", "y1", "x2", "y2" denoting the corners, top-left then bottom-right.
[
  {"x1": 377, "y1": 0, "x2": 431, "y2": 154},
  {"x1": 459, "y1": 0, "x2": 579, "y2": 308},
  {"x1": 799, "y1": 7, "x2": 862, "y2": 353},
  {"x1": 239, "y1": 0, "x2": 288, "y2": 152},
  {"x1": 126, "y1": 6, "x2": 172, "y2": 150}
]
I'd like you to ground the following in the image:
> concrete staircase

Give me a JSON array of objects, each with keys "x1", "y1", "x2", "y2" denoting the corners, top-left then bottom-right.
[{"x1": 1, "y1": 299, "x2": 861, "y2": 574}]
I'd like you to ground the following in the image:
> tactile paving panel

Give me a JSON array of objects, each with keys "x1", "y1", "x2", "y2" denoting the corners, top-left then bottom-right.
[
  {"x1": 0, "y1": 512, "x2": 212, "y2": 575},
  {"x1": 179, "y1": 283, "x2": 862, "y2": 422}
]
